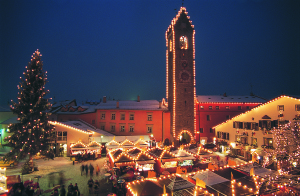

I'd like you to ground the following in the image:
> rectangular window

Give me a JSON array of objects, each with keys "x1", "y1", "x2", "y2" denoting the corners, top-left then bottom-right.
[
  {"x1": 120, "y1": 124, "x2": 125, "y2": 132},
  {"x1": 246, "y1": 106, "x2": 250, "y2": 110},
  {"x1": 120, "y1": 113, "x2": 125, "y2": 120},
  {"x1": 147, "y1": 113, "x2": 153, "y2": 121},
  {"x1": 264, "y1": 138, "x2": 273, "y2": 147},
  {"x1": 215, "y1": 106, "x2": 219, "y2": 110},
  {"x1": 209, "y1": 106, "x2": 212, "y2": 110},
  {"x1": 252, "y1": 138, "x2": 257, "y2": 146},
  {"x1": 100, "y1": 123, "x2": 106, "y2": 131},
  {"x1": 226, "y1": 133, "x2": 229, "y2": 140},
  {"x1": 209, "y1": 128, "x2": 214, "y2": 133},
  {"x1": 226, "y1": 115, "x2": 230, "y2": 120},
  {"x1": 57, "y1": 131, "x2": 67, "y2": 141},
  {"x1": 101, "y1": 113, "x2": 106, "y2": 120},
  {"x1": 110, "y1": 124, "x2": 116, "y2": 132},
  {"x1": 278, "y1": 105, "x2": 284, "y2": 111},
  {"x1": 129, "y1": 124, "x2": 134, "y2": 132},
  {"x1": 147, "y1": 125, "x2": 153, "y2": 133},
  {"x1": 207, "y1": 115, "x2": 211, "y2": 121},
  {"x1": 129, "y1": 113, "x2": 134, "y2": 120},
  {"x1": 225, "y1": 106, "x2": 230, "y2": 110},
  {"x1": 111, "y1": 113, "x2": 116, "y2": 120},
  {"x1": 200, "y1": 106, "x2": 204, "y2": 109},
  {"x1": 296, "y1": 105, "x2": 300, "y2": 111},
  {"x1": 199, "y1": 128, "x2": 203, "y2": 133},
  {"x1": 238, "y1": 106, "x2": 242, "y2": 110}
]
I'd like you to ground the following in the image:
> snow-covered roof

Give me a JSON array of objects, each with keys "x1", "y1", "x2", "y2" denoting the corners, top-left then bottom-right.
[
  {"x1": 96, "y1": 100, "x2": 167, "y2": 110},
  {"x1": 0, "y1": 116, "x2": 18, "y2": 124},
  {"x1": 197, "y1": 95, "x2": 266, "y2": 103},
  {"x1": 0, "y1": 105, "x2": 11, "y2": 112},
  {"x1": 52, "y1": 120, "x2": 114, "y2": 136}
]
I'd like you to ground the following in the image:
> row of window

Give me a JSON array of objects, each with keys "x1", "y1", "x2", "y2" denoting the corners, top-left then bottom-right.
[
  {"x1": 235, "y1": 135, "x2": 273, "y2": 147},
  {"x1": 233, "y1": 120, "x2": 289, "y2": 130},
  {"x1": 217, "y1": 132, "x2": 229, "y2": 140},
  {"x1": 100, "y1": 123, "x2": 153, "y2": 133},
  {"x1": 199, "y1": 128, "x2": 215, "y2": 133},
  {"x1": 200, "y1": 105, "x2": 251, "y2": 110},
  {"x1": 206, "y1": 115, "x2": 230, "y2": 121},
  {"x1": 100, "y1": 112, "x2": 153, "y2": 121}
]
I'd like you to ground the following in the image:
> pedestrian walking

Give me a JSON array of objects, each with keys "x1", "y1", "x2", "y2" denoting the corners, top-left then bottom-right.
[
  {"x1": 89, "y1": 163, "x2": 94, "y2": 177},
  {"x1": 81, "y1": 164, "x2": 84, "y2": 176},
  {"x1": 96, "y1": 164, "x2": 100, "y2": 176},
  {"x1": 87, "y1": 178, "x2": 94, "y2": 194},
  {"x1": 85, "y1": 164, "x2": 88, "y2": 177},
  {"x1": 67, "y1": 183, "x2": 73, "y2": 193},
  {"x1": 94, "y1": 180, "x2": 100, "y2": 196},
  {"x1": 60, "y1": 185, "x2": 66, "y2": 196}
]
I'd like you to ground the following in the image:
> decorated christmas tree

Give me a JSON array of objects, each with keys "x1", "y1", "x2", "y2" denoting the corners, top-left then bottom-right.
[{"x1": 3, "y1": 49, "x2": 54, "y2": 164}]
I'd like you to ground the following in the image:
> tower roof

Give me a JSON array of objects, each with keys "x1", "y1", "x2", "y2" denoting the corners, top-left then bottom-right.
[{"x1": 166, "y1": 7, "x2": 194, "y2": 36}]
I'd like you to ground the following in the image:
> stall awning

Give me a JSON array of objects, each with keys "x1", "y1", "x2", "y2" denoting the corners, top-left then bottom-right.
[
  {"x1": 136, "y1": 160, "x2": 156, "y2": 164},
  {"x1": 177, "y1": 157, "x2": 196, "y2": 161}
]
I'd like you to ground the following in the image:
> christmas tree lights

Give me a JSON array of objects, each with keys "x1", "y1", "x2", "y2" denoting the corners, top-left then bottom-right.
[{"x1": 3, "y1": 49, "x2": 54, "y2": 163}]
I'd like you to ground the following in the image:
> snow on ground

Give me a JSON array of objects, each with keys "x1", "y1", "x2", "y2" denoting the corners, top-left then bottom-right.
[{"x1": 6, "y1": 157, "x2": 113, "y2": 196}]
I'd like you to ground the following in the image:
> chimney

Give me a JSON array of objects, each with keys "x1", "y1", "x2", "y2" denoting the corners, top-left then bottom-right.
[
  {"x1": 137, "y1": 95, "x2": 140, "y2": 102},
  {"x1": 116, "y1": 101, "x2": 119, "y2": 108},
  {"x1": 103, "y1": 96, "x2": 107, "y2": 103},
  {"x1": 159, "y1": 101, "x2": 162, "y2": 109}
]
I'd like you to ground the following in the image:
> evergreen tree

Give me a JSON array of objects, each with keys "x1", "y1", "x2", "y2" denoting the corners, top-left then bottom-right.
[{"x1": 3, "y1": 49, "x2": 54, "y2": 163}]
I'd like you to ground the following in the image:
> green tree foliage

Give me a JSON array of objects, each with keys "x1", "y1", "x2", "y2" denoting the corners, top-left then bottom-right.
[{"x1": 3, "y1": 49, "x2": 54, "y2": 163}]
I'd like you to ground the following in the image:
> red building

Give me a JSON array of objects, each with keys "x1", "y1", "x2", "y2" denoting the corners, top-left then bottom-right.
[{"x1": 195, "y1": 95, "x2": 264, "y2": 144}]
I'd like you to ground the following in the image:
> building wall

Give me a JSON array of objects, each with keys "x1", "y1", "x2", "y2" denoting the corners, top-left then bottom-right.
[
  {"x1": 56, "y1": 113, "x2": 96, "y2": 127},
  {"x1": 96, "y1": 109, "x2": 170, "y2": 142},
  {"x1": 196, "y1": 102, "x2": 261, "y2": 143},
  {"x1": 214, "y1": 96, "x2": 300, "y2": 159},
  {"x1": 54, "y1": 124, "x2": 91, "y2": 156}
]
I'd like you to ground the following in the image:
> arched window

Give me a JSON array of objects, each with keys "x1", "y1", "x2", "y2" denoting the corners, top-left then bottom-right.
[{"x1": 180, "y1": 36, "x2": 188, "y2": 49}]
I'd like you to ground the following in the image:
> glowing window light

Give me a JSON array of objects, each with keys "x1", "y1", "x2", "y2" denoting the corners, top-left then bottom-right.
[{"x1": 179, "y1": 36, "x2": 188, "y2": 49}]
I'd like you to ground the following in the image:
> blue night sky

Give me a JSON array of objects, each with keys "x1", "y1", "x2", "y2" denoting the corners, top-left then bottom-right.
[{"x1": 1, "y1": 0, "x2": 299, "y2": 105}]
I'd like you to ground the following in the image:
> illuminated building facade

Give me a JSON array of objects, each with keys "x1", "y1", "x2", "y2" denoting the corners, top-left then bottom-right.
[
  {"x1": 214, "y1": 95, "x2": 300, "y2": 161},
  {"x1": 166, "y1": 7, "x2": 196, "y2": 144}
]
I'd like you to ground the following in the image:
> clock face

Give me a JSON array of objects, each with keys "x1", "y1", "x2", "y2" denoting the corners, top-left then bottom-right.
[{"x1": 179, "y1": 70, "x2": 191, "y2": 82}]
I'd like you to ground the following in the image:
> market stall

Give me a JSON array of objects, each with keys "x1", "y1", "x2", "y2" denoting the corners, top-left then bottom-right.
[
  {"x1": 70, "y1": 141, "x2": 87, "y2": 160},
  {"x1": 147, "y1": 147, "x2": 177, "y2": 175},
  {"x1": 86, "y1": 141, "x2": 102, "y2": 159}
]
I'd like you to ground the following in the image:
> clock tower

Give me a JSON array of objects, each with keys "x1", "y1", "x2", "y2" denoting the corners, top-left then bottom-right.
[{"x1": 166, "y1": 7, "x2": 196, "y2": 145}]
